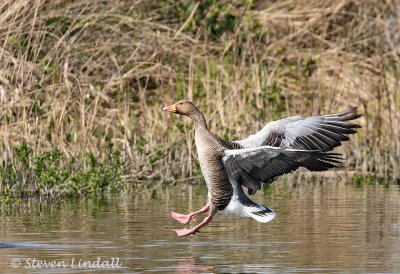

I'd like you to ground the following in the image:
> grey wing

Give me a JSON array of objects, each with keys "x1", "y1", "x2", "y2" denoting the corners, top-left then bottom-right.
[
  {"x1": 222, "y1": 146, "x2": 342, "y2": 194},
  {"x1": 236, "y1": 107, "x2": 361, "y2": 151}
]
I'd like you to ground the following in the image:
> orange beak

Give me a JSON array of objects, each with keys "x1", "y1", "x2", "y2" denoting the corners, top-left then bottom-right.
[{"x1": 162, "y1": 103, "x2": 177, "y2": 113}]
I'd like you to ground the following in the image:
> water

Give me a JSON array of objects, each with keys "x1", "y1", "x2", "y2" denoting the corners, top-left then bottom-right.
[{"x1": 0, "y1": 181, "x2": 399, "y2": 273}]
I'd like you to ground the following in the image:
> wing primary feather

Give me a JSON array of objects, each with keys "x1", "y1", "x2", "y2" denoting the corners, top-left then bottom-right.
[
  {"x1": 296, "y1": 136, "x2": 314, "y2": 150},
  {"x1": 313, "y1": 131, "x2": 338, "y2": 145},
  {"x1": 318, "y1": 127, "x2": 351, "y2": 140},
  {"x1": 308, "y1": 134, "x2": 329, "y2": 149},
  {"x1": 303, "y1": 135, "x2": 323, "y2": 150}
]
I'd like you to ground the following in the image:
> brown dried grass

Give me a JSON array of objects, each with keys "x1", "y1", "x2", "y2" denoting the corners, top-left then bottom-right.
[{"x1": 0, "y1": 0, "x2": 399, "y2": 183}]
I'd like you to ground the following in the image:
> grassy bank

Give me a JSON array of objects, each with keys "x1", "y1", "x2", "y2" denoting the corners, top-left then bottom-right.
[{"x1": 0, "y1": 0, "x2": 399, "y2": 198}]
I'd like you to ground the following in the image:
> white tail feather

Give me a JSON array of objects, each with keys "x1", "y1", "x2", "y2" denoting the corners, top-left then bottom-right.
[
  {"x1": 224, "y1": 188, "x2": 275, "y2": 223},
  {"x1": 222, "y1": 183, "x2": 276, "y2": 223},
  {"x1": 243, "y1": 205, "x2": 276, "y2": 223}
]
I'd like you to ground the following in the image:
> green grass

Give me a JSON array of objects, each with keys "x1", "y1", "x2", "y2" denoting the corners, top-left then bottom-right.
[{"x1": 0, "y1": 143, "x2": 126, "y2": 202}]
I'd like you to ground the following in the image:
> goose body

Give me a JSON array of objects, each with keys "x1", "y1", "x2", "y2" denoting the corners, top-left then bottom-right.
[
  {"x1": 195, "y1": 128, "x2": 233, "y2": 211},
  {"x1": 163, "y1": 100, "x2": 361, "y2": 236},
  {"x1": 195, "y1": 127, "x2": 275, "y2": 221}
]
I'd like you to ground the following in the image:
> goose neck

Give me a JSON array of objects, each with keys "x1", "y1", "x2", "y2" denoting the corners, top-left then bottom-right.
[{"x1": 191, "y1": 110, "x2": 208, "y2": 130}]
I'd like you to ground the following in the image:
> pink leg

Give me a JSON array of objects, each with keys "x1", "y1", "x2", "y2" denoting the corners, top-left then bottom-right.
[
  {"x1": 170, "y1": 204, "x2": 210, "y2": 224},
  {"x1": 174, "y1": 214, "x2": 214, "y2": 237},
  {"x1": 173, "y1": 209, "x2": 217, "y2": 237}
]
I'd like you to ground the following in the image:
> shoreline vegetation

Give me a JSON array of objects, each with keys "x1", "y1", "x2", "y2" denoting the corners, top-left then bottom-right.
[{"x1": 0, "y1": 0, "x2": 399, "y2": 200}]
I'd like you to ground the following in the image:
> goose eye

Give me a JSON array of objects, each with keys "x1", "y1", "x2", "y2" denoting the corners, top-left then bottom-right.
[{"x1": 180, "y1": 102, "x2": 183, "y2": 105}]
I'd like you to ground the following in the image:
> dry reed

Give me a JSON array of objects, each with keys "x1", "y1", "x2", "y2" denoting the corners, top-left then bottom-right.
[{"x1": 0, "y1": 0, "x2": 398, "y2": 195}]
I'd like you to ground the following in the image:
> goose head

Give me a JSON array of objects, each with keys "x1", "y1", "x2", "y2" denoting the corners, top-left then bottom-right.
[
  {"x1": 162, "y1": 100, "x2": 199, "y2": 116},
  {"x1": 163, "y1": 100, "x2": 207, "y2": 129}
]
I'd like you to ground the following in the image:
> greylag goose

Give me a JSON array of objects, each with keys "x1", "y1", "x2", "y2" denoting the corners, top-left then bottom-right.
[{"x1": 163, "y1": 100, "x2": 361, "y2": 237}]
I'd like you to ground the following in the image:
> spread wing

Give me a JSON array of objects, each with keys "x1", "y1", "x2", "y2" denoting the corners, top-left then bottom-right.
[
  {"x1": 236, "y1": 107, "x2": 361, "y2": 151},
  {"x1": 222, "y1": 146, "x2": 342, "y2": 194}
]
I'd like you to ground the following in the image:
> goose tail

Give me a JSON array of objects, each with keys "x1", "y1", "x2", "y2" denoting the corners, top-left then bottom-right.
[
  {"x1": 223, "y1": 183, "x2": 275, "y2": 223},
  {"x1": 243, "y1": 203, "x2": 276, "y2": 223}
]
